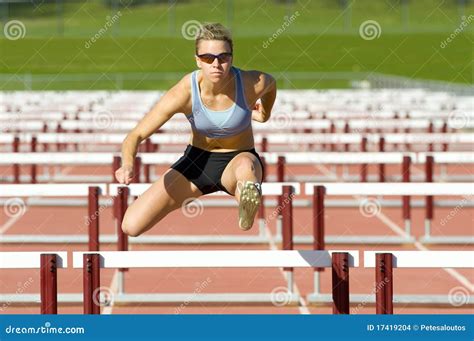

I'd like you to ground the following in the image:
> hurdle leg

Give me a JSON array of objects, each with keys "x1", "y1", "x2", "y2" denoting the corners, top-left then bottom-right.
[
  {"x1": 332, "y1": 252, "x2": 350, "y2": 314},
  {"x1": 83, "y1": 253, "x2": 101, "y2": 314},
  {"x1": 375, "y1": 253, "x2": 393, "y2": 314},
  {"x1": 40, "y1": 254, "x2": 58, "y2": 314},
  {"x1": 313, "y1": 271, "x2": 321, "y2": 295},
  {"x1": 286, "y1": 271, "x2": 294, "y2": 294},
  {"x1": 424, "y1": 219, "x2": 432, "y2": 240}
]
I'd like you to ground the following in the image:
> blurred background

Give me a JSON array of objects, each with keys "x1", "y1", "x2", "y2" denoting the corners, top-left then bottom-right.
[{"x1": 0, "y1": 0, "x2": 472, "y2": 91}]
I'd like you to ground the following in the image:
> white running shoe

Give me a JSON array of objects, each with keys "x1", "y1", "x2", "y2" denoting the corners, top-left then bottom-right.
[{"x1": 238, "y1": 181, "x2": 262, "y2": 231}]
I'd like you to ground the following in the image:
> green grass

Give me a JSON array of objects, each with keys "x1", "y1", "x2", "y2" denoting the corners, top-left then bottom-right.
[{"x1": 0, "y1": 0, "x2": 472, "y2": 89}]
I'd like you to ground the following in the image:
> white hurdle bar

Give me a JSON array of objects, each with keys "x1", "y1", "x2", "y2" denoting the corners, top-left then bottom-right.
[
  {"x1": 0, "y1": 252, "x2": 67, "y2": 314},
  {"x1": 2, "y1": 151, "x2": 472, "y2": 184},
  {"x1": 364, "y1": 251, "x2": 474, "y2": 314},
  {"x1": 73, "y1": 250, "x2": 359, "y2": 313},
  {"x1": 304, "y1": 183, "x2": 474, "y2": 246}
]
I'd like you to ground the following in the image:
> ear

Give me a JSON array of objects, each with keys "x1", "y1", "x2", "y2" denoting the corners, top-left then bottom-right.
[{"x1": 195, "y1": 56, "x2": 201, "y2": 68}]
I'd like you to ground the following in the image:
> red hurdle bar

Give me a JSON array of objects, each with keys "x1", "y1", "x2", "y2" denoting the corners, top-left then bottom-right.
[
  {"x1": 402, "y1": 156, "x2": 411, "y2": 234},
  {"x1": 332, "y1": 252, "x2": 350, "y2": 314},
  {"x1": 330, "y1": 123, "x2": 336, "y2": 151},
  {"x1": 88, "y1": 186, "x2": 100, "y2": 251},
  {"x1": 30, "y1": 136, "x2": 37, "y2": 184},
  {"x1": 375, "y1": 253, "x2": 394, "y2": 314},
  {"x1": 261, "y1": 137, "x2": 268, "y2": 153},
  {"x1": 144, "y1": 138, "x2": 152, "y2": 183},
  {"x1": 13, "y1": 136, "x2": 20, "y2": 184},
  {"x1": 360, "y1": 136, "x2": 368, "y2": 182},
  {"x1": 313, "y1": 185, "x2": 325, "y2": 273},
  {"x1": 441, "y1": 121, "x2": 448, "y2": 151},
  {"x1": 378, "y1": 136, "x2": 385, "y2": 182},
  {"x1": 40, "y1": 254, "x2": 58, "y2": 314},
  {"x1": 133, "y1": 156, "x2": 142, "y2": 183},
  {"x1": 428, "y1": 121, "x2": 434, "y2": 151},
  {"x1": 282, "y1": 185, "x2": 294, "y2": 273},
  {"x1": 344, "y1": 122, "x2": 350, "y2": 152},
  {"x1": 83, "y1": 253, "x2": 101, "y2": 314},
  {"x1": 117, "y1": 186, "x2": 130, "y2": 272}
]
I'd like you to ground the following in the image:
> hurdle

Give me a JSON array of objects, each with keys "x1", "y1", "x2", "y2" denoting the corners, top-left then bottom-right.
[
  {"x1": 0, "y1": 252, "x2": 67, "y2": 314},
  {"x1": 72, "y1": 250, "x2": 359, "y2": 313},
  {"x1": 364, "y1": 251, "x2": 474, "y2": 313},
  {"x1": 303, "y1": 183, "x2": 474, "y2": 246},
  {"x1": 0, "y1": 184, "x2": 106, "y2": 251}
]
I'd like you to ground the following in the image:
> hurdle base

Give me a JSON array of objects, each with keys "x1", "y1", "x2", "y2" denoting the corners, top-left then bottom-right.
[
  {"x1": 0, "y1": 293, "x2": 300, "y2": 307},
  {"x1": 307, "y1": 293, "x2": 474, "y2": 307},
  {"x1": 418, "y1": 235, "x2": 474, "y2": 244},
  {"x1": 288, "y1": 235, "x2": 416, "y2": 245}
]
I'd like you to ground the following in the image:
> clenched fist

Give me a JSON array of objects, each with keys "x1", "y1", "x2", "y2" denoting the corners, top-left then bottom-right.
[{"x1": 115, "y1": 165, "x2": 134, "y2": 185}]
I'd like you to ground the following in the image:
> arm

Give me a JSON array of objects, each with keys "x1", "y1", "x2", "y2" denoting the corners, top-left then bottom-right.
[
  {"x1": 116, "y1": 76, "x2": 190, "y2": 184},
  {"x1": 251, "y1": 72, "x2": 277, "y2": 123}
]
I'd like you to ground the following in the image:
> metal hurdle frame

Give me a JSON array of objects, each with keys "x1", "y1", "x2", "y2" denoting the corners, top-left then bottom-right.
[
  {"x1": 0, "y1": 252, "x2": 68, "y2": 314},
  {"x1": 364, "y1": 251, "x2": 474, "y2": 313},
  {"x1": 72, "y1": 250, "x2": 359, "y2": 314}
]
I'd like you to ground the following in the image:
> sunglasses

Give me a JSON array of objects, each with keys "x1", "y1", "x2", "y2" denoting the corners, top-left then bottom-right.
[{"x1": 196, "y1": 52, "x2": 233, "y2": 64}]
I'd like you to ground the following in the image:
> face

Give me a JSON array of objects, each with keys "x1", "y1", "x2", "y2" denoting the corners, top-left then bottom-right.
[{"x1": 195, "y1": 40, "x2": 233, "y2": 83}]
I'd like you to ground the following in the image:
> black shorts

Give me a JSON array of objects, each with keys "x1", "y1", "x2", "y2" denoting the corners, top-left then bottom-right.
[{"x1": 170, "y1": 144, "x2": 265, "y2": 195}]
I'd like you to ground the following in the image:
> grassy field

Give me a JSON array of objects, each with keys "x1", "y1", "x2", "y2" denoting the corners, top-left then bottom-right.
[{"x1": 0, "y1": 0, "x2": 472, "y2": 89}]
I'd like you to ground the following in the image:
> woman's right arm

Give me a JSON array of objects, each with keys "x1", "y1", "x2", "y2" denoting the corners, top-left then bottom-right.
[{"x1": 116, "y1": 75, "x2": 191, "y2": 184}]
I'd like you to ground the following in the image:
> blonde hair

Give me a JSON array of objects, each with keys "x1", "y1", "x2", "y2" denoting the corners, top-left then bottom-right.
[{"x1": 195, "y1": 23, "x2": 233, "y2": 54}]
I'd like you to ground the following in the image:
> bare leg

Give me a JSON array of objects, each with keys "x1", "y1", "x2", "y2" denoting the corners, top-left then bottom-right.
[
  {"x1": 121, "y1": 168, "x2": 202, "y2": 237},
  {"x1": 220, "y1": 152, "x2": 263, "y2": 230}
]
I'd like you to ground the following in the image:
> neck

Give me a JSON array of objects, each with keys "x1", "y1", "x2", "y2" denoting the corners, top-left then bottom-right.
[{"x1": 201, "y1": 68, "x2": 234, "y2": 96}]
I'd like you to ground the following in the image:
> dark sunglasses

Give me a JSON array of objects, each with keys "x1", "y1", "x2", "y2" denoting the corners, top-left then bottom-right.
[{"x1": 196, "y1": 52, "x2": 232, "y2": 64}]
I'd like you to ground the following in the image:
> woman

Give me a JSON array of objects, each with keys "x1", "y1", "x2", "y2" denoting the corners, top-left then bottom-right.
[{"x1": 115, "y1": 23, "x2": 276, "y2": 236}]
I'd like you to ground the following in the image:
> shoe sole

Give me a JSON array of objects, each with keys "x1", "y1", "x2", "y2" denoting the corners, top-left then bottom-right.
[{"x1": 238, "y1": 181, "x2": 261, "y2": 231}]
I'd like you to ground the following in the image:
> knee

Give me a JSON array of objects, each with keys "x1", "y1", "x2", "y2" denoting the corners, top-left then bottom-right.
[
  {"x1": 235, "y1": 157, "x2": 255, "y2": 173},
  {"x1": 121, "y1": 218, "x2": 141, "y2": 237}
]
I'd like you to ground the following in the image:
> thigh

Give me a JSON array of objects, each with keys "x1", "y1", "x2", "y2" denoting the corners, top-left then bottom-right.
[
  {"x1": 220, "y1": 152, "x2": 263, "y2": 196},
  {"x1": 123, "y1": 168, "x2": 203, "y2": 233}
]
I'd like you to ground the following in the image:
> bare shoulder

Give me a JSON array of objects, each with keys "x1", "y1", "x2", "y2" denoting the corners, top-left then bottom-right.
[
  {"x1": 161, "y1": 72, "x2": 193, "y2": 114},
  {"x1": 239, "y1": 69, "x2": 276, "y2": 99}
]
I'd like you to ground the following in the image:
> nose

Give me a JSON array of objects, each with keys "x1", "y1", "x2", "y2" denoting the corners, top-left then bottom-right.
[{"x1": 211, "y1": 57, "x2": 220, "y2": 66}]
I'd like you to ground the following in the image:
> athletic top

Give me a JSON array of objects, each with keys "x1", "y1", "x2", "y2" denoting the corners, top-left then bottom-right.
[{"x1": 187, "y1": 66, "x2": 252, "y2": 139}]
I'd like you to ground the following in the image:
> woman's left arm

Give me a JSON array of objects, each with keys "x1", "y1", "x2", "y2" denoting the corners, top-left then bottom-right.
[{"x1": 251, "y1": 72, "x2": 277, "y2": 123}]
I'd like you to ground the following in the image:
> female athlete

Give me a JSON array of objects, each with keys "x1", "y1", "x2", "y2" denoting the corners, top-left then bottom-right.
[{"x1": 115, "y1": 22, "x2": 276, "y2": 236}]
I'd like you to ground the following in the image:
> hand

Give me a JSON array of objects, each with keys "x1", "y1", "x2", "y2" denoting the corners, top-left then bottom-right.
[
  {"x1": 252, "y1": 102, "x2": 267, "y2": 122},
  {"x1": 115, "y1": 164, "x2": 134, "y2": 185}
]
